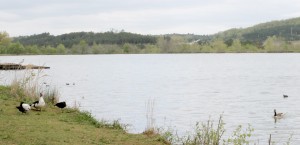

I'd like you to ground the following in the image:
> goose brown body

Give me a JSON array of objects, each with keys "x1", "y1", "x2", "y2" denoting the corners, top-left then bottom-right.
[{"x1": 274, "y1": 109, "x2": 283, "y2": 117}]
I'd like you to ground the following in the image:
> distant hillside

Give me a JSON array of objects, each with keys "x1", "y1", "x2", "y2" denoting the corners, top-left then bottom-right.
[
  {"x1": 214, "y1": 17, "x2": 300, "y2": 45},
  {"x1": 11, "y1": 17, "x2": 300, "y2": 50},
  {"x1": 13, "y1": 31, "x2": 157, "y2": 48}
]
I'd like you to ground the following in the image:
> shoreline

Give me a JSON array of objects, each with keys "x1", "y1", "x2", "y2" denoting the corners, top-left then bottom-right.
[{"x1": 0, "y1": 85, "x2": 168, "y2": 144}]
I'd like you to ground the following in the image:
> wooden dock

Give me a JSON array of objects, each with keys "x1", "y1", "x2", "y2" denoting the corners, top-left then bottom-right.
[{"x1": 0, "y1": 63, "x2": 50, "y2": 70}]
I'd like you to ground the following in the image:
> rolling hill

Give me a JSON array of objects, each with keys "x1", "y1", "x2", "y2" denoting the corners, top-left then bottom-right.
[{"x1": 214, "y1": 17, "x2": 300, "y2": 45}]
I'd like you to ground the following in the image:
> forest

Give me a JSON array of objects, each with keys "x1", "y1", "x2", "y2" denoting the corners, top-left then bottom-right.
[{"x1": 1, "y1": 17, "x2": 300, "y2": 54}]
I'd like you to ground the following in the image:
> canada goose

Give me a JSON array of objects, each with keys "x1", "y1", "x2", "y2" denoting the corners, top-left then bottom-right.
[
  {"x1": 30, "y1": 93, "x2": 45, "y2": 111},
  {"x1": 16, "y1": 102, "x2": 31, "y2": 113},
  {"x1": 274, "y1": 109, "x2": 284, "y2": 118},
  {"x1": 55, "y1": 102, "x2": 66, "y2": 109},
  {"x1": 283, "y1": 94, "x2": 288, "y2": 98}
]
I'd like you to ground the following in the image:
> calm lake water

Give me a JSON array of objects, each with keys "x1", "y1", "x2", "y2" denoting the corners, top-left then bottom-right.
[{"x1": 1, "y1": 54, "x2": 300, "y2": 144}]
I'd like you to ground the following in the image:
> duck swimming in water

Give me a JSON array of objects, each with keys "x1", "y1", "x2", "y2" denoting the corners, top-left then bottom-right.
[{"x1": 274, "y1": 109, "x2": 284, "y2": 118}]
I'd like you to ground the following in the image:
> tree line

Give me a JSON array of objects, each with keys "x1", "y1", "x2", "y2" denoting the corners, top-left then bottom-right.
[
  {"x1": 13, "y1": 31, "x2": 157, "y2": 48},
  {"x1": 2, "y1": 17, "x2": 300, "y2": 55},
  {"x1": 1, "y1": 31, "x2": 300, "y2": 55}
]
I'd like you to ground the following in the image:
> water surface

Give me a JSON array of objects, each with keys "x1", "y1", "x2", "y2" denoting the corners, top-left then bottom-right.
[{"x1": 1, "y1": 54, "x2": 300, "y2": 144}]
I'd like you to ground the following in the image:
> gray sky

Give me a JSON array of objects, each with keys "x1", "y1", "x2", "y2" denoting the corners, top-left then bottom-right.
[{"x1": 0, "y1": 0, "x2": 299, "y2": 36}]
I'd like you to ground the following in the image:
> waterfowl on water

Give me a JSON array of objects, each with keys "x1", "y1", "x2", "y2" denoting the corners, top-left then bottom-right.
[
  {"x1": 55, "y1": 101, "x2": 66, "y2": 109},
  {"x1": 283, "y1": 94, "x2": 288, "y2": 98},
  {"x1": 30, "y1": 93, "x2": 45, "y2": 111},
  {"x1": 274, "y1": 109, "x2": 284, "y2": 118},
  {"x1": 16, "y1": 102, "x2": 31, "y2": 113}
]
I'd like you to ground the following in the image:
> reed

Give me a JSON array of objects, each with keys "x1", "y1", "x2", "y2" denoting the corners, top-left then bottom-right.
[
  {"x1": 144, "y1": 98, "x2": 156, "y2": 136},
  {"x1": 156, "y1": 115, "x2": 255, "y2": 145},
  {"x1": 268, "y1": 134, "x2": 293, "y2": 145},
  {"x1": 180, "y1": 115, "x2": 226, "y2": 145},
  {"x1": 9, "y1": 68, "x2": 59, "y2": 103},
  {"x1": 43, "y1": 86, "x2": 59, "y2": 104},
  {"x1": 10, "y1": 69, "x2": 42, "y2": 98},
  {"x1": 72, "y1": 99, "x2": 81, "y2": 110}
]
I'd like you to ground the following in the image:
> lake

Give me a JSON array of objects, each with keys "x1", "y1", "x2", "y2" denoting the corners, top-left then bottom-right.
[{"x1": 1, "y1": 54, "x2": 300, "y2": 144}]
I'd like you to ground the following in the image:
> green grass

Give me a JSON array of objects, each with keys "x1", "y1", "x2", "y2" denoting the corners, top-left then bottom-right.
[{"x1": 0, "y1": 86, "x2": 167, "y2": 145}]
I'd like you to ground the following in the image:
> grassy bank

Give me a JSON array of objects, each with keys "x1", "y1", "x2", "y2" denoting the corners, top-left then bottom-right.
[{"x1": 0, "y1": 86, "x2": 167, "y2": 145}]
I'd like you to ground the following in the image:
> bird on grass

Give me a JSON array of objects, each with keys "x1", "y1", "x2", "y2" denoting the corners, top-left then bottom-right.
[
  {"x1": 30, "y1": 93, "x2": 45, "y2": 111},
  {"x1": 274, "y1": 109, "x2": 284, "y2": 118},
  {"x1": 55, "y1": 101, "x2": 66, "y2": 109},
  {"x1": 16, "y1": 102, "x2": 31, "y2": 113},
  {"x1": 55, "y1": 101, "x2": 66, "y2": 112}
]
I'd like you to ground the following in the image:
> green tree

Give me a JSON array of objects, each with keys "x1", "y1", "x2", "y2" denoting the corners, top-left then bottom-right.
[
  {"x1": 200, "y1": 44, "x2": 212, "y2": 53},
  {"x1": 25, "y1": 45, "x2": 40, "y2": 54},
  {"x1": 56, "y1": 44, "x2": 66, "y2": 54},
  {"x1": 7, "y1": 42, "x2": 25, "y2": 54},
  {"x1": 45, "y1": 45, "x2": 57, "y2": 54},
  {"x1": 79, "y1": 40, "x2": 88, "y2": 54},
  {"x1": 70, "y1": 45, "x2": 80, "y2": 54},
  {"x1": 92, "y1": 42, "x2": 100, "y2": 54},
  {"x1": 0, "y1": 45, "x2": 7, "y2": 54},
  {"x1": 0, "y1": 31, "x2": 11, "y2": 54},
  {"x1": 211, "y1": 38, "x2": 227, "y2": 53},
  {"x1": 263, "y1": 36, "x2": 275, "y2": 52},
  {"x1": 122, "y1": 43, "x2": 130, "y2": 53},
  {"x1": 141, "y1": 44, "x2": 161, "y2": 53},
  {"x1": 122, "y1": 43, "x2": 139, "y2": 53},
  {"x1": 263, "y1": 36, "x2": 287, "y2": 52},
  {"x1": 0, "y1": 31, "x2": 11, "y2": 46},
  {"x1": 229, "y1": 39, "x2": 243, "y2": 52},
  {"x1": 244, "y1": 44, "x2": 259, "y2": 52},
  {"x1": 157, "y1": 36, "x2": 173, "y2": 53}
]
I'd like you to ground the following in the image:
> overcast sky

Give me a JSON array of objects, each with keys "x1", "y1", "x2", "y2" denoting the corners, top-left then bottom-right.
[{"x1": 0, "y1": 0, "x2": 299, "y2": 36}]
